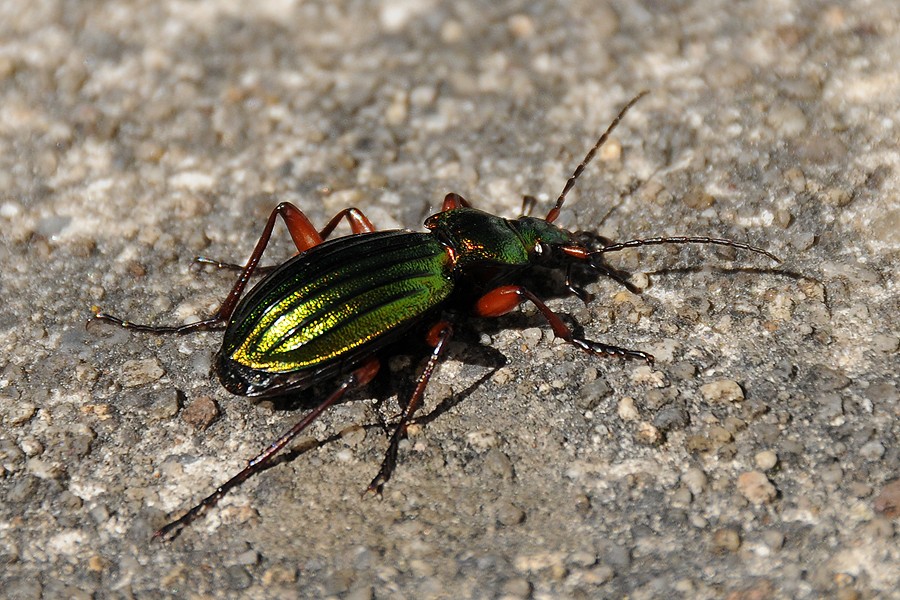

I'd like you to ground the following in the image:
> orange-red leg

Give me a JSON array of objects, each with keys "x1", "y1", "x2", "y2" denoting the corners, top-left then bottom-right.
[
  {"x1": 441, "y1": 192, "x2": 471, "y2": 211},
  {"x1": 475, "y1": 285, "x2": 654, "y2": 364}
]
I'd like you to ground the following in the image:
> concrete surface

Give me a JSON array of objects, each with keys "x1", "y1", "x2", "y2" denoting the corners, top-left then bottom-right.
[{"x1": 0, "y1": 1, "x2": 897, "y2": 598}]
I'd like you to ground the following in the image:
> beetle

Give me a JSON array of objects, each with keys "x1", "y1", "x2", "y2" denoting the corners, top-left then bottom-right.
[{"x1": 93, "y1": 92, "x2": 779, "y2": 539}]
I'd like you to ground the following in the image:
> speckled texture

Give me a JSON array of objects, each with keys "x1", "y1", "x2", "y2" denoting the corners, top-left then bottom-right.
[{"x1": 1, "y1": 1, "x2": 897, "y2": 599}]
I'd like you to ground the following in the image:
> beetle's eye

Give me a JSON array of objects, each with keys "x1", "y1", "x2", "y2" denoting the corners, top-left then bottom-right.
[{"x1": 533, "y1": 242, "x2": 543, "y2": 255}]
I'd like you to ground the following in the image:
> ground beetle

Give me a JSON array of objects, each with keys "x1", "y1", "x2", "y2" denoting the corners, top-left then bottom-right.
[{"x1": 94, "y1": 92, "x2": 779, "y2": 539}]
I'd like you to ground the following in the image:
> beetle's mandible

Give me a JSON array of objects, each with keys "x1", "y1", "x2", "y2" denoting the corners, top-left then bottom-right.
[{"x1": 93, "y1": 92, "x2": 779, "y2": 540}]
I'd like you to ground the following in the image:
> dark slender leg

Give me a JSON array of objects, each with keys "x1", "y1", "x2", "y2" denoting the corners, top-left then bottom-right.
[
  {"x1": 366, "y1": 321, "x2": 454, "y2": 494},
  {"x1": 475, "y1": 285, "x2": 654, "y2": 364},
  {"x1": 92, "y1": 203, "x2": 379, "y2": 333},
  {"x1": 155, "y1": 359, "x2": 380, "y2": 541},
  {"x1": 193, "y1": 206, "x2": 377, "y2": 272}
]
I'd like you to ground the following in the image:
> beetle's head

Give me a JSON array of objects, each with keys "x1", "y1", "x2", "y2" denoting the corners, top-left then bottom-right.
[{"x1": 510, "y1": 216, "x2": 574, "y2": 263}]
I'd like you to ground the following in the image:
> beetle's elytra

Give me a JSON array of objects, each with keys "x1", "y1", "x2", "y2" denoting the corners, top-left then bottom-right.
[{"x1": 93, "y1": 92, "x2": 779, "y2": 540}]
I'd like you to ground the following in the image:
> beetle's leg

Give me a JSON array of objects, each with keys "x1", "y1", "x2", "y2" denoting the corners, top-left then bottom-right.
[
  {"x1": 560, "y1": 244, "x2": 642, "y2": 294},
  {"x1": 318, "y1": 207, "x2": 377, "y2": 238},
  {"x1": 475, "y1": 285, "x2": 654, "y2": 364},
  {"x1": 520, "y1": 195, "x2": 538, "y2": 217},
  {"x1": 366, "y1": 321, "x2": 454, "y2": 495},
  {"x1": 192, "y1": 256, "x2": 279, "y2": 274},
  {"x1": 441, "y1": 192, "x2": 471, "y2": 211},
  {"x1": 154, "y1": 358, "x2": 380, "y2": 541},
  {"x1": 191, "y1": 207, "x2": 376, "y2": 273},
  {"x1": 93, "y1": 202, "x2": 351, "y2": 333}
]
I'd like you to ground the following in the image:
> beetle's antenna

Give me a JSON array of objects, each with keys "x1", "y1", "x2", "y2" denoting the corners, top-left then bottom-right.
[
  {"x1": 595, "y1": 236, "x2": 781, "y2": 263},
  {"x1": 545, "y1": 90, "x2": 649, "y2": 224}
]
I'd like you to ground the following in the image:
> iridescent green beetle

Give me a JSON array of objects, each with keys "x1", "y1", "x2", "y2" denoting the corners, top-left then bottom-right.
[{"x1": 94, "y1": 92, "x2": 779, "y2": 539}]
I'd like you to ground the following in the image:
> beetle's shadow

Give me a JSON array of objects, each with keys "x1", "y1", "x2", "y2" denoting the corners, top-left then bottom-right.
[
  {"x1": 261, "y1": 324, "x2": 508, "y2": 415},
  {"x1": 252, "y1": 333, "x2": 505, "y2": 475}
]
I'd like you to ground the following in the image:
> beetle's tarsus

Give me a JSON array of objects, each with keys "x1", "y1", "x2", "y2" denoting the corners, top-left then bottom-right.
[{"x1": 571, "y1": 337, "x2": 655, "y2": 365}]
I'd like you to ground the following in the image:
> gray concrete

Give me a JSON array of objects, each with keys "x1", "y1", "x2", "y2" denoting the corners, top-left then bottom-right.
[{"x1": 1, "y1": 1, "x2": 897, "y2": 598}]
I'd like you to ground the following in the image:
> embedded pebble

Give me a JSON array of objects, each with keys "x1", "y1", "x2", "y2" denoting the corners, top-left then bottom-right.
[
  {"x1": 870, "y1": 334, "x2": 899, "y2": 353},
  {"x1": 500, "y1": 577, "x2": 532, "y2": 598},
  {"x1": 339, "y1": 424, "x2": 366, "y2": 447},
  {"x1": 483, "y1": 448, "x2": 515, "y2": 480},
  {"x1": 859, "y1": 440, "x2": 885, "y2": 461},
  {"x1": 617, "y1": 397, "x2": 639, "y2": 421},
  {"x1": 148, "y1": 389, "x2": 182, "y2": 421},
  {"x1": 754, "y1": 450, "x2": 778, "y2": 471},
  {"x1": 635, "y1": 422, "x2": 662, "y2": 446},
  {"x1": 577, "y1": 377, "x2": 611, "y2": 410},
  {"x1": 700, "y1": 380, "x2": 744, "y2": 403},
  {"x1": 121, "y1": 358, "x2": 165, "y2": 387},
  {"x1": 807, "y1": 365, "x2": 851, "y2": 392},
  {"x1": 467, "y1": 430, "x2": 500, "y2": 451},
  {"x1": 681, "y1": 467, "x2": 708, "y2": 495},
  {"x1": 582, "y1": 564, "x2": 615, "y2": 584},
  {"x1": 762, "y1": 530, "x2": 785, "y2": 550},
  {"x1": 6, "y1": 402, "x2": 36, "y2": 426},
  {"x1": 766, "y1": 101, "x2": 808, "y2": 137},
  {"x1": 496, "y1": 501, "x2": 526, "y2": 526},
  {"x1": 182, "y1": 395, "x2": 219, "y2": 430},
  {"x1": 873, "y1": 479, "x2": 900, "y2": 518},
  {"x1": 737, "y1": 471, "x2": 777, "y2": 505},
  {"x1": 653, "y1": 406, "x2": 689, "y2": 432},
  {"x1": 712, "y1": 528, "x2": 741, "y2": 552}
]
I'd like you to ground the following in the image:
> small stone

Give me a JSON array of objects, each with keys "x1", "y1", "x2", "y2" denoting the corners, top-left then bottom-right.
[
  {"x1": 182, "y1": 396, "x2": 219, "y2": 430},
  {"x1": 339, "y1": 424, "x2": 366, "y2": 447},
  {"x1": 408, "y1": 559, "x2": 434, "y2": 578},
  {"x1": 578, "y1": 377, "x2": 611, "y2": 410},
  {"x1": 700, "y1": 380, "x2": 744, "y2": 403},
  {"x1": 88, "y1": 555, "x2": 105, "y2": 572},
  {"x1": 729, "y1": 579, "x2": 775, "y2": 599},
  {"x1": 148, "y1": 389, "x2": 182, "y2": 421},
  {"x1": 583, "y1": 564, "x2": 615, "y2": 584},
  {"x1": 712, "y1": 527, "x2": 741, "y2": 552},
  {"x1": 683, "y1": 187, "x2": 715, "y2": 209},
  {"x1": 870, "y1": 334, "x2": 899, "y2": 353},
  {"x1": 483, "y1": 448, "x2": 515, "y2": 480},
  {"x1": 681, "y1": 467, "x2": 708, "y2": 495},
  {"x1": 568, "y1": 551, "x2": 597, "y2": 568},
  {"x1": 807, "y1": 365, "x2": 851, "y2": 392},
  {"x1": 234, "y1": 549, "x2": 260, "y2": 566},
  {"x1": 709, "y1": 426, "x2": 733, "y2": 443},
  {"x1": 754, "y1": 450, "x2": 778, "y2": 471},
  {"x1": 6, "y1": 402, "x2": 37, "y2": 426},
  {"x1": 653, "y1": 406, "x2": 689, "y2": 432},
  {"x1": 617, "y1": 397, "x2": 639, "y2": 420},
  {"x1": 737, "y1": 471, "x2": 777, "y2": 505},
  {"x1": 859, "y1": 440, "x2": 885, "y2": 461},
  {"x1": 762, "y1": 530, "x2": 785, "y2": 550},
  {"x1": 686, "y1": 434, "x2": 716, "y2": 453},
  {"x1": 261, "y1": 564, "x2": 298, "y2": 585},
  {"x1": 500, "y1": 577, "x2": 532, "y2": 598},
  {"x1": 873, "y1": 479, "x2": 900, "y2": 518},
  {"x1": 634, "y1": 422, "x2": 662, "y2": 446},
  {"x1": 121, "y1": 358, "x2": 165, "y2": 387},
  {"x1": 467, "y1": 430, "x2": 499, "y2": 451},
  {"x1": 497, "y1": 501, "x2": 526, "y2": 526},
  {"x1": 507, "y1": 13, "x2": 535, "y2": 38},
  {"x1": 766, "y1": 101, "x2": 808, "y2": 137}
]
